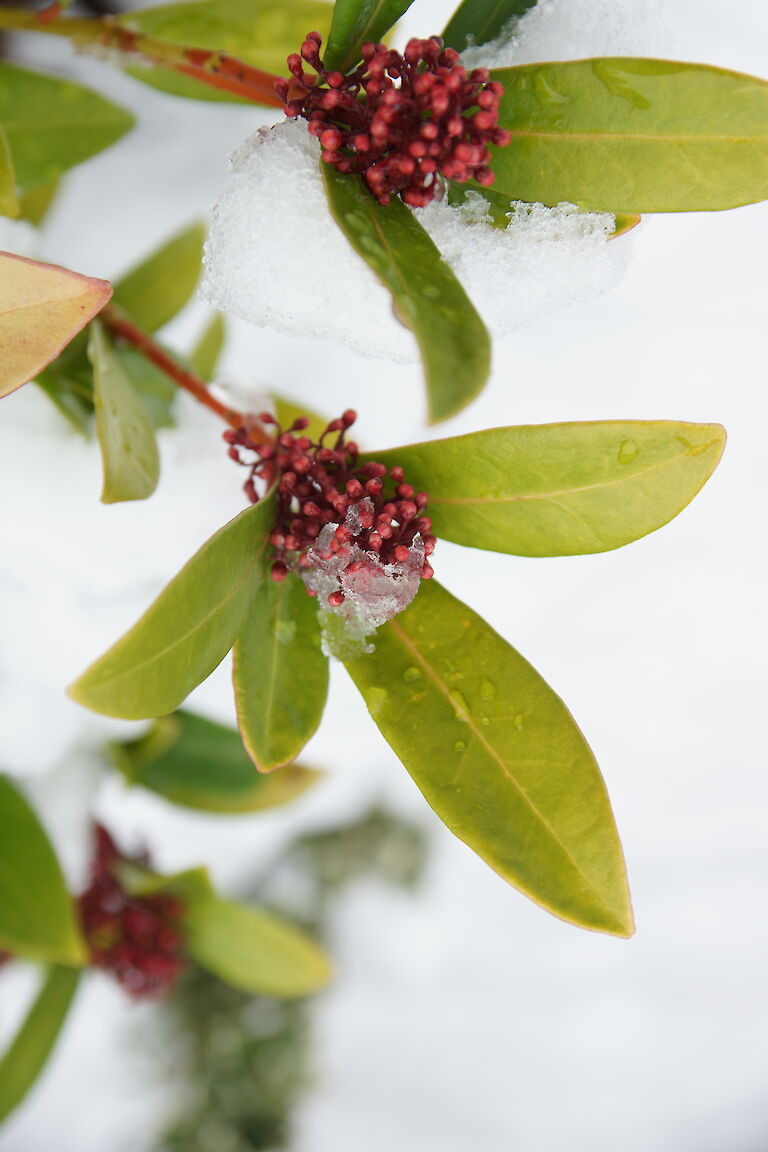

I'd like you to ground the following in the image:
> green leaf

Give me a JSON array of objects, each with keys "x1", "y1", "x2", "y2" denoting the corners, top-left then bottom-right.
[
  {"x1": 368, "y1": 420, "x2": 726, "y2": 557},
  {"x1": 35, "y1": 330, "x2": 95, "y2": 437},
  {"x1": 68, "y1": 491, "x2": 277, "y2": 719},
  {"x1": 0, "y1": 966, "x2": 81, "y2": 1125},
  {"x1": 182, "y1": 894, "x2": 332, "y2": 997},
  {"x1": 0, "y1": 776, "x2": 86, "y2": 965},
  {"x1": 113, "y1": 222, "x2": 205, "y2": 333},
  {"x1": 324, "y1": 0, "x2": 415, "y2": 72},
  {"x1": 17, "y1": 179, "x2": 59, "y2": 226},
  {"x1": 190, "y1": 312, "x2": 226, "y2": 380},
  {"x1": 610, "y1": 212, "x2": 641, "y2": 238},
  {"x1": 111, "y1": 709, "x2": 321, "y2": 812},
  {"x1": 442, "y1": 0, "x2": 538, "y2": 53},
  {"x1": 113, "y1": 343, "x2": 176, "y2": 430},
  {"x1": 122, "y1": 0, "x2": 333, "y2": 103},
  {"x1": 0, "y1": 124, "x2": 18, "y2": 218},
  {"x1": 233, "y1": 573, "x2": 329, "y2": 771},
  {"x1": 272, "y1": 393, "x2": 329, "y2": 445},
  {"x1": 0, "y1": 61, "x2": 133, "y2": 191},
  {"x1": 322, "y1": 167, "x2": 490, "y2": 424},
  {"x1": 345, "y1": 581, "x2": 633, "y2": 936},
  {"x1": 88, "y1": 321, "x2": 161, "y2": 504},
  {"x1": 490, "y1": 58, "x2": 768, "y2": 212}
]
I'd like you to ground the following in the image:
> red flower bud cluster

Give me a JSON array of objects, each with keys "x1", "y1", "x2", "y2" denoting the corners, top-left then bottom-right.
[
  {"x1": 78, "y1": 825, "x2": 186, "y2": 999},
  {"x1": 224, "y1": 410, "x2": 436, "y2": 607},
  {"x1": 275, "y1": 32, "x2": 510, "y2": 207}
]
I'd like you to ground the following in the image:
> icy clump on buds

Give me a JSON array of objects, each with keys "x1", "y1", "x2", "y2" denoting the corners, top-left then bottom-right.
[
  {"x1": 301, "y1": 501, "x2": 425, "y2": 658},
  {"x1": 202, "y1": 121, "x2": 630, "y2": 363},
  {"x1": 463, "y1": 0, "x2": 669, "y2": 70}
]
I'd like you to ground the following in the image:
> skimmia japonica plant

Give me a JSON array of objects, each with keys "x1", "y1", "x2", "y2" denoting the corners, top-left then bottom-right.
[{"x1": 0, "y1": 0, "x2": 765, "y2": 1133}]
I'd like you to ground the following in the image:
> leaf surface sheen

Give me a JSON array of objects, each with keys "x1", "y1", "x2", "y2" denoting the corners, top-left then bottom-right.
[
  {"x1": 322, "y1": 166, "x2": 490, "y2": 423},
  {"x1": 367, "y1": 420, "x2": 726, "y2": 556},
  {"x1": 0, "y1": 776, "x2": 86, "y2": 965},
  {"x1": 234, "y1": 574, "x2": 329, "y2": 771},
  {"x1": 89, "y1": 321, "x2": 161, "y2": 503},
  {"x1": 0, "y1": 252, "x2": 111, "y2": 400},
  {"x1": 491, "y1": 58, "x2": 768, "y2": 212},
  {"x1": 324, "y1": 0, "x2": 415, "y2": 72},
  {"x1": 0, "y1": 60, "x2": 133, "y2": 189},
  {"x1": 344, "y1": 580, "x2": 633, "y2": 935},
  {"x1": 442, "y1": 0, "x2": 538, "y2": 53},
  {"x1": 68, "y1": 492, "x2": 277, "y2": 719}
]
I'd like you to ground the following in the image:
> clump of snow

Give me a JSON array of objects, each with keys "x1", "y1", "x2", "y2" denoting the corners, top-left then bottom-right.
[
  {"x1": 300, "y1": 501, "x2": 425, "y2": 658},
  {"x1": 202, "y1": 121, "x2": 631, "y2": 364},
  {"x1": 463, "y1": 0, "x2": 669, "y2": 70}
]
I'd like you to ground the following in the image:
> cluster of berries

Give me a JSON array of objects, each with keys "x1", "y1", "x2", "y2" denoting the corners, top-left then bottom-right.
[
  {"x1": 276, "y1": 32, "x2": 510, "y2": 207},
  {"x1": 78, "y1": 825, "x2": 186, "y2": 999},
  {"x1": 224, "y1": 410, "x2": 436, "y2": 608}
]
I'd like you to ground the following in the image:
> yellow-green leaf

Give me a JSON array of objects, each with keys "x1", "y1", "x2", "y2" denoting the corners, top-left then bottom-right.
[
  {"x1": 490, "y1": 58, "x2": 768, "y2": 212},
  {"x1": 190, "y1": 312, "x2": 226, "y2": 380},
  {"x1": 322, "y1": 167, "x2": 490, "y2": 424},
  {"x1": 68, "y1": 492, "x2": 276, "y2": 719},
  {"x1": 368, "y1": 420, "x2": 726, "y2": 557},
  {"x1": 88, "y1": 321, "x2": 161, "y2": 504},
  {"x1": 344, "y1": 580, "x2": 633, "y2": 937},
  {"x1": 113, "y1": 222, "x2": 205, "y2": 333},
  {"x1": 0, "y1": 776, "x2": 86, "y2": 965},
  {"x1": 0, "y1": 125, "x2": 18, "y2": 218},
  {"x1": 233, "y1": 573, "x2": 329, "y2": 771},
  {"x1": 0, "y1": 252, "x2": 111, "y2": 399},
  {"x1": 0, "y1": 966, "x2": 81, "y2": 1125}
]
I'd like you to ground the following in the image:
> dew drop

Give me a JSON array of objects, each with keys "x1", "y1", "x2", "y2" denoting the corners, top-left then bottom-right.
[
  {"x1": 480, "y1": 678, "x2": 496, "y2": 702},
  {"x1": 513, "y1": 712, "x2": 525, "y2": 730},
  {"x1": 618, "y1": 438, "x2": 639, "y2": 464},
  {"x1": 480, "y1": 716, "x2": 491, "y2": 726},
  {"x1": 368, "y1": 686, "x2": 388, "y2": 717},
  {"x1": 449, "y1": 689, "x2": 471, "y2": 722},
  {"x1": 453, "y1": 740, "x2": 466, "y2": 754},
  {"x1": 402, "y1": 666, "x2": 422, "y2": 683}
]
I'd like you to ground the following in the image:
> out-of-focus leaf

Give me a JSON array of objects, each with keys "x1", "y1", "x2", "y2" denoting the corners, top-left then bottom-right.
[
  {"x1": 0, "y1": 126, "x2": 18, "y2": 217},
  {"x1": 121, "y1": 0, "x2": 333, "y2": 103},
  {"x1": 442, "y1": 0, "x2": 538, "y2": 53},
  {"x1": 322, "y1": 167, "x2": 490, "y2": 424},
  {"x1": 490, "y1": 58, "x2": 768, "y2": 212},
  {"x1": 345, "y1": 580, "x2": 633, "y2": 936},
  {"x1": 0, "y1": 252, "x2": 111, "y2": 399},
  {"x1": 368, "y1": 421, "x2": 726, "y2": 557},
  {"x1": 233, "y1": 574, "x2": 329, "y2": 771},
  {"x1": 68, "y1": 492, "x2": 276, "y2": 719},
  {"x1": 112, "y1": 709, "x2": 321, "y2": 812},
  {"x1": 0, "y1": 776, "x2": 86, "y2": 965},
  {"x1": 88, "y1": 321, "x2": 161, "y2": 504},
  {"x1": 113, "y1": 343, "x2": 176, "y2": 429},
  {"x1": 17, "y1": 180, "x2": 59, "y2": 226},
  {"x1": 0, "y1": 966, "x2": 81, "y2": 1125},
  {"x1": 35, "y1": 329, "x2": 94, "y2": 436},
  {"x1": 113, "y1": 223, "x2": 205, "y2": 333},
  {"x1": 182, "y1": 895, "x2": 332, "y2": 997},
  {"x1": 324, "y1": 0, "x2": 415, "y2": 72},
  {"x1": 0, "y1": 61, "x2": 133, "y2": 190},
  {"x1": 272, "y1": 393, "x2": 329, "y2": 444},
  {"x1": 190, "y1": 312, "x2": 226, "y2": 380}
]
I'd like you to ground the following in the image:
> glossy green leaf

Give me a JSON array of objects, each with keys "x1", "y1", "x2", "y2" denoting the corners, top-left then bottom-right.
[
  {"x1": 490, "y1": 58, "x2": 768, "y2": 212},
  {"x1": 0, "y1": 125, "x2": 18, "y2": 218},
  {"x1": 88, "y1": 321, "x2": 161, "y2": 504},
  {"x1": 324, "y1": 0, "x2": 414, "y2": 72},
  {"x1": 0, "y1": 776, "x2": 86, "y2": 965},
  {"x1": 368, "y1": 420, "x2": 725, "y2": 557},
  {"x1": 112, "y1": 709, "x2": 321, "y2": 812},
  {"x1": 0, "y1": 61, "x2": 133, "y2": 190},
  {"x1": 182, "y1": 895, "x2": 332, "y2": 997},
  {"x1": 122, "y1": 0, "x2": 333, "y2": 103},
  {"x1": 322, "y1": 167, "x2": 490, "y2": 423},
  {"x1": 190, "y1": 312, "x2": 226, "y2": 380},
  {"x1": 233, "y1": 573, "x2": 329, "y2": 771},
  {"x1": 0, "y1": 966, "x2": 81, "y2": 1125},
  {"x1": 113, "y1": 223, "x2": 205, "y2": 333},
  {"x1": 345, "y1": 580, "x2": 633, "y2": 935},
  {"x1": 68, "y1": 492, "x2": 276, "y2": 719},
  {"x1": 442, "y1": 0, "x2": 538, "y2": 53}
]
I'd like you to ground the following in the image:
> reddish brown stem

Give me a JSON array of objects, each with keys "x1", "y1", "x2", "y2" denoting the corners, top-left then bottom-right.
[{"x1": 101, "y1": 304, "x2": 247, "y2": 429}]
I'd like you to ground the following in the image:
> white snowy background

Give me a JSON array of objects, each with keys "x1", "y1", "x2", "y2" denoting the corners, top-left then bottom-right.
[{"x1": 1, "y1": 0, "x2": 767, "y2": 1149}]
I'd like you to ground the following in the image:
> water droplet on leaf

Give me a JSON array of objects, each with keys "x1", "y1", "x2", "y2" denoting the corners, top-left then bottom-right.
[
  {"x1": 449, "y1": 689, "x2": 470, "y2": 722},
  {"x1": 618, "y1": 438, "x2": 639, "y2": 464},
  {"x1": 402, "y1": 666, "x2": 422, "y2": 683},
  {"x1": 453, "y1": 740, "x2": 466, "y2": 754}
]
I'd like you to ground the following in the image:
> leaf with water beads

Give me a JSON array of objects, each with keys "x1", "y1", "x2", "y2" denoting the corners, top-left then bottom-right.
[
  {"x1": 366, "y1": 420, "x2": 726, "y2": 557},
  {"x1": 69, "y1": 491, "x2": 277, "y2": 719},
  {"x1": 489, "y1": 58, "x2": 768, "y2": 212},
  {"x1": 234, "y1": 573, "x2": 329, "y2": 772},
  {"x1": 321, "y1": 166, "x2": 490, "y2": 423},
  {"x1": 344, "y1": 579, "x2": 634, "y2": 937}
]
